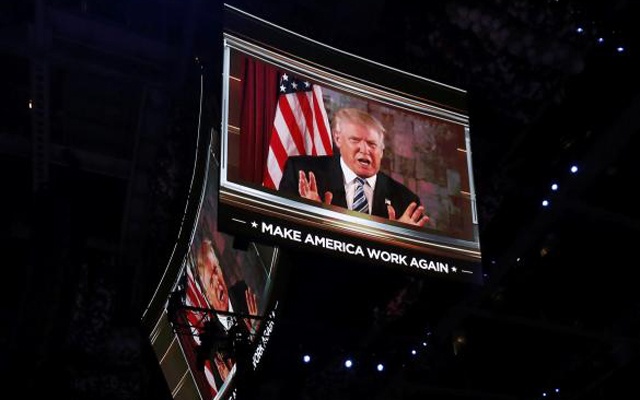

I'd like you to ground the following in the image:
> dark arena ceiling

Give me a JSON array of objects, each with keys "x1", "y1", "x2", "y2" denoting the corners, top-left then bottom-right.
[{"x1": 2, "y1": 1, "x2": 640, "y2": 399}]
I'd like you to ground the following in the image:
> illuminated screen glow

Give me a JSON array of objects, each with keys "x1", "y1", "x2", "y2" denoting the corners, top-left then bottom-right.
[
  {"x1": 168, "y1": 152, "x2": 277, "y2": 400},
  {"x1": 218, "y1": 4, "x2": 482, "y2": 283}
]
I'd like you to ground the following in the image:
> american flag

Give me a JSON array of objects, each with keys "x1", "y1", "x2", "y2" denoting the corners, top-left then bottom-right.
[
  {"x1": 262, "y1": 73, "x2": 333, "y2": 189},
  {"x1": 184, "y1": 259, "x2": 208, "y2": 344},
  {"x1": 184, "y1": 260, "x2": 220, "y2": 394},
  {"x1": 203, "y1": 360, "x2": 218, "y2": 397}
]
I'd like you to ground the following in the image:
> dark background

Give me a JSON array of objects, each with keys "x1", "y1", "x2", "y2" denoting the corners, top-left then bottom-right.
[{"x1": 2, "y1": 1, "x2": 639, "y2": 399}]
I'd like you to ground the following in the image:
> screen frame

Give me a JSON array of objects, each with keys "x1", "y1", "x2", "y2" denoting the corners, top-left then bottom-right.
[{"x1": 219, "y1": 4, "x2": 482, "y2": 283}]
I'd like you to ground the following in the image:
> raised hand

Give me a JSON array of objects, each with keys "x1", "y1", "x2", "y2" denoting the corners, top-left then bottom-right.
[
  {"x1": 387, "y1": 201, "x2": 429, "y2": 227},
  {"x1": 298, "y1": 170, "x2": 333, "y2": 204}
]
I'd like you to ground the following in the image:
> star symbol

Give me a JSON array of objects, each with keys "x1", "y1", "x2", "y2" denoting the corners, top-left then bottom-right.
[
  {"x1": 291, "y1": 81, "x2": 298, "y2": 90},
  {"x1": 452, "y1": 267, "x2": 457, "y2": 273},
  {"x1": 281, "y1": 73, "x2": 288, "y2": 82},
  {"x1": 304, "y1": 81, "x2": 310, "y2": 88},
  {"x1": 251, "y1": 221, "x2": 258, "y2": 228},
  {"x1": 280, "y1": 84, "x2": 286, "y2": 93}
]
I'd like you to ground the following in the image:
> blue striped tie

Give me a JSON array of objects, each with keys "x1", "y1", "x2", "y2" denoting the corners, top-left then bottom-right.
[{"x1": 352, "y1": 177, "x2": 369, "y2": 214}]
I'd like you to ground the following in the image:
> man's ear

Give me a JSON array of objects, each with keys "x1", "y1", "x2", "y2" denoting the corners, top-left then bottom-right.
[{"x1": 333, "y1": 131, "x2": 341, "y2": 148}]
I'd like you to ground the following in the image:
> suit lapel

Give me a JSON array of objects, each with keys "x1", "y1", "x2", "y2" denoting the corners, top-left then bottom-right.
[
  {"x1": 372, "y1": 173, "x2": 389, "y2": 217},
  {"x1": 327, "y1": 156, "x2": 347, "y2": 208}
]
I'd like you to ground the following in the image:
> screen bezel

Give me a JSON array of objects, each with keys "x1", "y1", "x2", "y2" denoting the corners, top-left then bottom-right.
[{"x1": 219, "y1": 4, "x2": 482, "y2": 283}]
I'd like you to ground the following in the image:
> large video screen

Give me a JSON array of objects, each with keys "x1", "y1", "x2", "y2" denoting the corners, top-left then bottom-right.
[
  {"x1": 218, "y1": 5, "x2": 482, "y2": 283},
  {"x1": 164, "y1": 150, "x2": 278, "y2": 400}
]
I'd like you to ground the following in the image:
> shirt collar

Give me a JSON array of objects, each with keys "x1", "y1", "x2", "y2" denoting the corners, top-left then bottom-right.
[{"x1": 217, "y1": 299, "x2": 234, "y2": 331}]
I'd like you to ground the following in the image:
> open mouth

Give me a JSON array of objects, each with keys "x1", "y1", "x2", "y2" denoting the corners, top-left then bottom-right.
[{"x1": 357, "y1": 157, "x2": 371, "y2": 167}]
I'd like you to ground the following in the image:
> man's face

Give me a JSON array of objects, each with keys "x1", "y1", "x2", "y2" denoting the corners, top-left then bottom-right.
[
  {"x1": 200, "y1": 243, "x2": 229, "y2": 312},
  {"x1": 335, "y1": 121, "x2": 384, "y2": 178}
]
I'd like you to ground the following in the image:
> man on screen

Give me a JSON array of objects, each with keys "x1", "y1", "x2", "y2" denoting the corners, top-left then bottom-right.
[
  {"x1": 279, "y1": 107, "x2": 429, "y2": 227},
  {"x1": 194, "y1": 238, "x2": 259, "y2": 391}
]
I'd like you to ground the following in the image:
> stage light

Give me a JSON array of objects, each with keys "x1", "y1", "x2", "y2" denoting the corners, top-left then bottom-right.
[
  {"x1": 597, "y1": 37, "x2": 604, "y2": 43},
  {"x1": 452, "y1": 334, "x2": 467, "y2": 356},
  {"x1": 28, "y1": 100, "x2": 33, "y2": 109},
  {"x1": 411, "y1": 349, "x2": 417, "y2": 355},
  {"x1": 570, "y1": 165, "x2": 578, "y2": 173},
  {"x1": 422, "y1": 342, "x2": 427, "y2": 347},
  {"x1": 542, "y1": 200, "x2": 549, "y2": 207},
  {"x1": 576, "y1": 27, "x2": 584, "y2": 33},
  {"x1": 303, "y1": 355, "x2": 311, "y2": 363},
  {"x1": 554, "y1": 388, "x2": 560, "y2": 393},
  {"x1": 376, "y1": 363, "x2": 384, "y2": 372},
  {"x1": 540, "y1": 246, "x2": 549, "y2": 257},
  {"x1": 617, "y1": 46, "x2": 625, "y2": 53},
  {"x1": 551, "y1": 183, "x2": 558, "y2": 191},
  {"x1": 542, "y1": 392, "x2": 547, "y2": 397},
  {"x1": 344, "y1": 359, "x2": 353, "y2": 368}
]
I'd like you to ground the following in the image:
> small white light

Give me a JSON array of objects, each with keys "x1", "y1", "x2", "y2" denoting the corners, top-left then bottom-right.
[
  {"x1": 542, "y1": 200, "x2": 549, "y2": 207},
  {"x1": 344, "y1": 359, "x2": 353, "y2": 368},
  {"x1": 570, "y1": 165, "x2": 578, "y2": 173},
  {"x1": 542, "y1": 393, "x2": 547, "y2": 397},
  {"x1": 576, "y1": 27, "x2": 584, "y2": 33},
  {"x1": 411, "y1": 349, "x2": 417, "y2": 355},
  {"x1": 551, "y1": 183, "x2": 558, "y2": 191},
  {"x1": 422, "y1": 342, "x2": 427, "y2": 347},
  {"x1": 303, "y1": 355, "x2": 311, "y2": 363},
  {"x1": 597, "y1": 37, "x2": 604, "y2": 43},
  {"x1": 555, "y1": 388, "x2": 560, "y2": 393},
  {"x1": 28, "y1": 100, "x2": 33, "y2": 109},
  {"x1": 617, "y1": 46, "x2": 625, "y2": 53},
  {"x1": 376, "y1": 363, "x2": 384, "y2": 372}
]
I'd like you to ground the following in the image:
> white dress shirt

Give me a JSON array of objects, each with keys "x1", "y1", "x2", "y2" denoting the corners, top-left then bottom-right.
[{"x1": 340, "y1": 157, "x2": 376, "y2": 214}]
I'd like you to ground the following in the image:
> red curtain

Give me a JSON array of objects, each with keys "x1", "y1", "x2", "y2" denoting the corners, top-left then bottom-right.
[{"x1": 238, "y1": 58, "x2": 278, "y2": 184}]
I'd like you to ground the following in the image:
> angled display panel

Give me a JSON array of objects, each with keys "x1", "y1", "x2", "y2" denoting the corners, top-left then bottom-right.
[
  {"x1": 219, "y1": 4, "x2": 482, "y2": 283},
  {"x1": 141, "y1": 7, "x2": 281, "y2": 399},
  {"x1": 168, "y1": 151, "x2": 278, "y2": 399},
  {"x1": 146, "y1": 146, "x2": 280, "y2": 400}
]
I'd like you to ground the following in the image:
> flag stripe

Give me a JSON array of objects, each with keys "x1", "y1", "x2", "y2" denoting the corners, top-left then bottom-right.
[
  {"x1": 279, "y1": 95, "x2": 307, "y2": 155},
  {"x1": 184, "y1": 264, "x2": 218, "y2": 394},
  {"x1": 270, "y1": 118, "x2": 290, "y2": 170},
  {"x1": 204, "y1": 360, "x2": 219, "y2": 394},
  {"x1": 312, "y1": 86, "x2": 333, "y2": 154},
  {"x1": 185, "y1": 264, "x2": 209, "y2": 340},
  {"x1": 296, "y1": 91, "x2": 315, "y2": 154}
]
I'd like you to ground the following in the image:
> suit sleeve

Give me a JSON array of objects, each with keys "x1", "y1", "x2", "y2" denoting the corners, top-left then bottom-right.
[
  {"x1": 278, "y1": 157, "x2": 298, "y2": 195},
  {"x1": 401, "y1": 184, "x2": 421, "y2": 211},
  {"x1": 388, "y1": 181, "x2": 421, "y2": 219},
  {"x1": 409, "y1": 189, "x2": 421, "y2": 206},
  {"x1": 373, "y1": 174, "x2": 422, "y2": 218}
]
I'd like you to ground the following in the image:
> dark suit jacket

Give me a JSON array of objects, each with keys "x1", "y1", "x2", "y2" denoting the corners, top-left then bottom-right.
[
  {"x1": 196, "y1": 280, "x2": 252, "y2": 391},
  {"x1": 279, "y1": 155, "x2": 421, "y2": 219}
]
